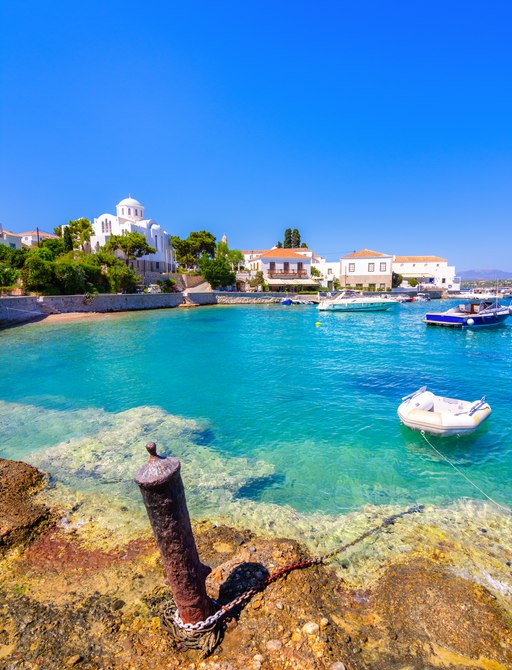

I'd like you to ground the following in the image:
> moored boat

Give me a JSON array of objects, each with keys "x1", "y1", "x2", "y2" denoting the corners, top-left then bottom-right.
[
  {"x1": 318, "y1": 290, "x2": 399, "y2": 312},
  {"x1": 398, "y1": 387, "x2": 491, "y2": 436},
  {"x1": 424, "y1": 299, "x2": 511, "y2": 328}
]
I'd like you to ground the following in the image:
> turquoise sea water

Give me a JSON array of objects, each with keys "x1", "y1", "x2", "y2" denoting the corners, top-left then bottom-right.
[{"x1": 1, "y1": 301, "x2": 511, "y2": 520}]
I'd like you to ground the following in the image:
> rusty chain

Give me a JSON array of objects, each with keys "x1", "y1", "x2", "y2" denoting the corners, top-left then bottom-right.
[{"x1": 171, "y1": 504, "x2": 425, "y2": 632}]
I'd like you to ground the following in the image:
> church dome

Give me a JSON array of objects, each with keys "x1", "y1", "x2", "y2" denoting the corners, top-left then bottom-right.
[{"x1": 117, "y1": 196, "x2": 142, "y2": 207}]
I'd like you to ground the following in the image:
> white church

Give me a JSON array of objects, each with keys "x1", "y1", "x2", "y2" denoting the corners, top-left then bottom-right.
[{"x1": 90, "y1": 196, "x2": 174, "y2": 273}]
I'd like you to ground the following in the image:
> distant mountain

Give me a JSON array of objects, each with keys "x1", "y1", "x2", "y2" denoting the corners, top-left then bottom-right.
[{"x1": 459, "y1": 269, "x2": 512, "y2": 280}]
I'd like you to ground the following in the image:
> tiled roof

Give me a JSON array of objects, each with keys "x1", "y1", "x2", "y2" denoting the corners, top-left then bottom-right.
[
  {"x1": 394, "y1": 255, "x2": 447, "y2": 263},
  {"x1": 259, "y1": 248, "x2": 306, "y2": 259},
  {"x1": 20, "y1": 230, "x2": 58, "y2": 239},
  {"x1": 342, "y1": 249, "x2": 389, "y2": 259}
]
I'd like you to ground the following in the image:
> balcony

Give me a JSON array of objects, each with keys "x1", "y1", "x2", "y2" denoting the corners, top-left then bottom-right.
[{"x1": 266, "y1": 270, "x2": 308, "y2": 279}]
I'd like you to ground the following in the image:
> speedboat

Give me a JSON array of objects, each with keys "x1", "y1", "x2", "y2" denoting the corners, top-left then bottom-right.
[
  {"x1": 317, "y1": 290, "x2": 399, "y2": 312},
  {"x1": 414, "y1": 292, "x2": 431, "y2": 302},
  {"x1": 424, "y1": 299, "x2": 511, "y2": 328},
  {"x1": 398, "y1": 387, "x2": 491, "y2": 436}
]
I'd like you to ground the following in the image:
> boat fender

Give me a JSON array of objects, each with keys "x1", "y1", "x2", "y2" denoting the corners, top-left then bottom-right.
[
  {"x1": 466, "y1": 318, "x2": 474, "y2": 326},
  {"x1": 315, "y1": 322, "x2": 321, "y2": 327}
]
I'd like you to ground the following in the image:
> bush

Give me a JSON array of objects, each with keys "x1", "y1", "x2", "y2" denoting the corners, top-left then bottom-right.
[
  {"x1": 0, "y1": 263, "x2": 19, "y2": 288},
  {"x1": 54, "y1": 261, "x2": 87, "y2": 294},
  {"x1": 22, "y1": 255, "x2": 56, "y2": 292},
  {"x1": 107, "y1": 264, "x2": 139, "y2": 293},
  {"x1": 157, "y1": 278, "x2": 178, "y2": 293}
]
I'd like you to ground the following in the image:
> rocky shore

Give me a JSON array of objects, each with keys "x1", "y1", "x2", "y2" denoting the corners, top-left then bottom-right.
[{"x1": 1, "y1": 457, "x2": 511, "y2": 670}]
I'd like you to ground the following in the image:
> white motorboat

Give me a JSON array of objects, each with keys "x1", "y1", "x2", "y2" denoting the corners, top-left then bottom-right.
[
  {"x1": 317, "y1": 290, "x2": 399, "y2": 312},
  {"x1": 398, "y1": 387, "x2": 491, "y2": 436}
]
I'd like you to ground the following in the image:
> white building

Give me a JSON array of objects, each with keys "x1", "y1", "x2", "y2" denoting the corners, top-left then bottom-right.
[
  {"x1": 19, "y1": 230, "x2": 58, "y2": 247},
  {"x1": 393, "y1": 256, "x2": 460, "y2": 291},
  {"x1": 340, "y1": 249, "x2": 393, "y2": 290},
  {"x1": 311, "y1": 253, "x2": 340, "y2": 290},
  {"x1": 91, "y1": 196, "x2": 173, "y2": 273},
  {"x1": 0, "y1": 225, "x2": 23, "y2": 250},
  {"x1": 244, "y1": 247, "x2": 320, "y2": 291}
]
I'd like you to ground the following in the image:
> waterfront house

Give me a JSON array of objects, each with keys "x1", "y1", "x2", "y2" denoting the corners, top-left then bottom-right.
[
  {"x1": 90, "y1": 196, "x2": 174, "y2": 273},
  {"x1": 340, "y1": 249, "x2": 393, "y2": 290},
  {"x1": 245, "y1": 247, "x2": 320, "y2": 291},
  {"x1": 392, "y1": 256, "x2": 460, "y2": 291}
]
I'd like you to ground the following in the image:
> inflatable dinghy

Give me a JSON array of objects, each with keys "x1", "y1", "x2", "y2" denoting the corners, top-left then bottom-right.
[{"x1": 398, "y1": 387, "x2": 491, "y2": 436}]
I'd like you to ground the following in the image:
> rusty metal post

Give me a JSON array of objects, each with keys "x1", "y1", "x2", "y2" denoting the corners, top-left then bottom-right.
[{"x1": 134, "y1": 442, "x2": 213, "y2": 625}]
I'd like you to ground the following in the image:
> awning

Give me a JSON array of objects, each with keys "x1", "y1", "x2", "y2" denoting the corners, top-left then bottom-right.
[
  {"x1": 398, "y1": 272, "x2": 435, "y2": 278},
  {"x1": 266, "y1": 278, "x2": 321, "y2": 286}
]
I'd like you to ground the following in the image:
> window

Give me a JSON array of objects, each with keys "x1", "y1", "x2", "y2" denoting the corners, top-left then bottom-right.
[
  {"x1": 135, "y1": 209, "x2": 138, "y2": 216},
  {"x1": 369, "y1": 283, "x2": 376, "y2": 290},
  {"x1": 122, "y1": 208, "x2": 124, "y2": 215},
  {"x1": 269, "y1": 262, "x2": 275, "y2": 271},
  {"x1": 349, "y1": 263, "x2": 355, "y2": 272},
  {"x1": 380, "y1": 262, "x2": 386, "y2": 272},
  {"x1": 284, "y1": 262, "x2": 289, "y2": 272},
  {"x1": 128, "y1": 208, "x2": 131, "y2": 215},
  {"x1": 368, "y1": 263, "x2": 375, "y2": 272},
  {"x1": 156, "y1": 262, "x2": 160, "y2": 269},
  {"x1": 155, "y1": 236, "x2": 158, "y2": 250},
  {"x1": 297, "y1": 262, "x2": 303, "y2": 272},
  {"x1": 327, "y1": 268, "x2": 332, "y2": 274},
  {"x1": 379, "y1": 283, "x2": 385, "y2": 289}
]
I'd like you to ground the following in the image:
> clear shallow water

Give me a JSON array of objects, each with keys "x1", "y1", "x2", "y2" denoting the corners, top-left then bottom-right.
[{"x1": 1, "y1": 301, "x2": 511, "y2": 517}]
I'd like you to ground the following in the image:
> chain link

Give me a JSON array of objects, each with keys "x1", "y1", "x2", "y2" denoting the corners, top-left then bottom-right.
[{"x1": 171, "y1": 504, "x2": 424, "y2": 632}]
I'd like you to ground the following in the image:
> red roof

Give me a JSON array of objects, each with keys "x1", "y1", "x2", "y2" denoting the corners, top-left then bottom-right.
[
  {"x1": 259, "y1": 248, "x2": 306, "y2": 259},
  {"x1": 20, "y1": 230, "x2": 58, "y2": 239},
  {"x1": 342, "y1": 249, "x2": 389, "y2": 259}
]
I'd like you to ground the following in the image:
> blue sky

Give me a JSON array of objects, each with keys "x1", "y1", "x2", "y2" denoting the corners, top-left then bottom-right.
[{"x1": 1, "y1": 1, "x2": 511, "y2": 270}]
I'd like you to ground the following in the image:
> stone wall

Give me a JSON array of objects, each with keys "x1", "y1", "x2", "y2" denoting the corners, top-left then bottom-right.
[
  {"x1": 0, "y1": 293, "x2": 184, "y2": 326},
  {"x1": 0, "y1": 292, "x2": 298, "y2": 327}
]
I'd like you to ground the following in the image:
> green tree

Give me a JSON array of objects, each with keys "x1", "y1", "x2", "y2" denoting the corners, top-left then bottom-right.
[
  {"x1": 198, "y1": 255, "x2": 235, "y2": 289},
  {"x1": 157, "y1": 277, "x2": 178, "y2": 293},
  {"x1": 66, "y1": 218, "x2": 94, "y2": 252},
  {"x1": 276, "y1": 241, "x2": 283, "y2": 248},
  {"x1": 53, "y1": 225, "x2": 63, "y2": 238},
  {"x1": 105, "y1": 232, "x2": 156, "y2": 266},
  {"x1": 249, "y1": 270, "x2": 265, "y2": 290},
  {"x1": 216, "y1": 240, "x2": 244, "y2": 270},
  {"x1": 172, "y1": 231, "x2": 216, "y2": 270},
  {"x1": 0, "y1": 263, "x2": 19, "y2": 287},
  {"x1": 22, "y1": 255, "x2": 56, "y2": 292},
  {"x1": 0, "y1": 245, "x2": 27, "y2": 269},
  {"x1": 408, "y1": 277, "x2": 418, "y2": 287},
  {"x1": 291, "y1": 228, "x2": 301, "y2": 248},
  {"x1": 283, "y1": 228, "x2": 292, "y2": 248},
  {"x1": 53, "y1": 261, "x2": 87, "y2": 294},
  {"x1": 40, "y1": 237, "x2": 66, "y2": 260},
  {"x1": 310, "y1": 266, "x2": 320, "y2": 277},
  {"x1": 300, "y1": 242, "x2": 307, "y2": 248},
  {"x1": 392, "y1": 272, "x2": 403, "y2": 288},
  {"x1": 63, "y1": 225, "x2": 74, "y2": 252},
  {"x1": 106, "y1": 264, "x2": 139, "y2": 293}
]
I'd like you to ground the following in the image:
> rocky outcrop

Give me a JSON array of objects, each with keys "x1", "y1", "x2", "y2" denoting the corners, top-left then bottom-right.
[
  {"x1": 0, "y1": 459, "x2": 51, "y2": 555},
  {"x1": 0, "y1": 458, "x2": 511, "y2": 669}
]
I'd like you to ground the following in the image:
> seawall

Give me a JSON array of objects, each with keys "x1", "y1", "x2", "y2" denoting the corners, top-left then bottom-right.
[{"x1": 0, "y1": 292, "x2": 290, "y2": 326}]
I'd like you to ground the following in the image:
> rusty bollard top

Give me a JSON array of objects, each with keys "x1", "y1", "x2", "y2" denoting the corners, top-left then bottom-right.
[{"x1": 134, "y1": 442, "x2": 181, "y2": 489}]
